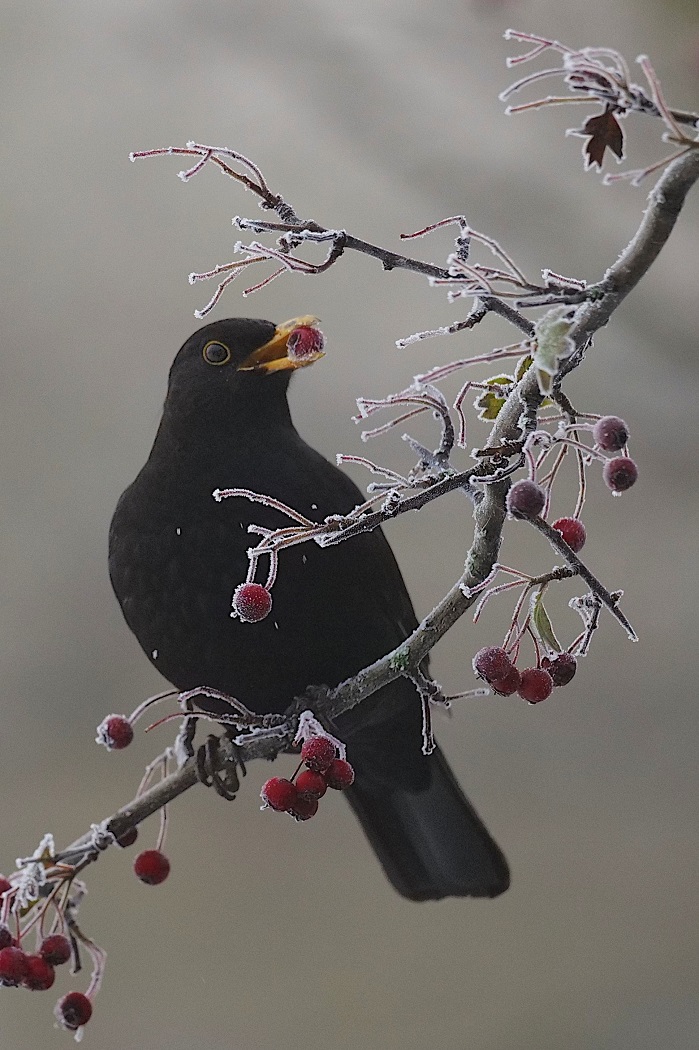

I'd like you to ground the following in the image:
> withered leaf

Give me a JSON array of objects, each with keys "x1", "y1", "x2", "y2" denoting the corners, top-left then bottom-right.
[{"x1": 575, "y1": 109, "x2": 625, "y2": 171}]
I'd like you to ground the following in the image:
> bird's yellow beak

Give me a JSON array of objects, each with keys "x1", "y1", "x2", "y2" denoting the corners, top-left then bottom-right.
[{"x1": 237, "y1": 316, "x2": 325, "y2": 372}]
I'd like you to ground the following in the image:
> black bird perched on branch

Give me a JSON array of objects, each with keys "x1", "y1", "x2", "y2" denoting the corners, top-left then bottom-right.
[{"x1": 109, "y1": 316, "x2": 509, "y2": 901}]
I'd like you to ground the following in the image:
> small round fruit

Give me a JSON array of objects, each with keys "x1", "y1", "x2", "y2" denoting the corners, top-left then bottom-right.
[
  {"x1": 23, "y1": 954, "x2": 55, "y2": 991},
  {"x1": 593, "y1": 415, "x2": 628, "y2": 452},
  {"x1": 518, "y1": 668, "x2": 554, "y2": 704},
  {"x1": 232, "y1": 582, "x2": 273, "y2": 623},
  {"x1": 98, "y1": 714, "x2": 134, "y2": 750},
  {"x1": 0, "y1": 946, "x2": 29, "y2": 986},
  {"x1": 324, "y1": 758, "x2": 356, "y2": 790},
  {"x1": 472, "y1": 646, "x2": 513, "y2": 683},
  {"x1": 261, "y1": 777, "x2": 298, "y2": 812},
  {"x1": 506, "y1": 479, "x2": 546, "y2": 519},
  {"x1": 133, "y1": 849, "x2": 170, "y2": 886},
  {"x1": 300, "y1": 736, "x2": 336, "y2": 773},
  {"x1": 287, "y1": 325, "x2": 325, "y2": 363},
  {"x1": 55, "y1": 991, "x2": 93, "y2": 1031},
  {"x1": 290, "y1": 796, "x2": 319, "y2": 821},
  {"x1": 295, "y1": 769, "x2": 328, "y2": 800},
  {"x1": 490, "y1": 665, "x2": 521, "y2": 697},
  {"x1": 40, "y1": 935, "x2": 72, "y2": 967},
  {"x1": 542, "y1": 653, "x2": 577, "y2": 687},
  {"x1": 552, "y1": 517, "x2": 586, "y2": 553},
  {"x1": 116, "y1": 826, "x2": 139, "y2": 849},
  {"x1": 603, "y1": 456, "x2": 638, "y2": 493},
  {"x1": 0, "y1": 924, "x2": 15, "y2": 951}
]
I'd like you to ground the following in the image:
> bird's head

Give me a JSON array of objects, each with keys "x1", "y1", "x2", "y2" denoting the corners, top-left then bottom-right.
[{"x1": 161, "y1": 316, "x2": 325, "y2": 433}]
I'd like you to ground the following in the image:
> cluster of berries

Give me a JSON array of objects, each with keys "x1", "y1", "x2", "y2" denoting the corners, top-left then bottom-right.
[
  {"x1": 0, "y1": 895, "x2": 92, "y2": 1033},
  {"x1": 261, "y1": 736, "x2": 355, "y2": 821},
  {"x1": 473, "y1": 646, "x2": 576, "y2": 704}
]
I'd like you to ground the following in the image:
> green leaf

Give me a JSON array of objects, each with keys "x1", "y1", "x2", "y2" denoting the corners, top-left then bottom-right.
[
  {"x1": 530, "y1": 589, "x2": 561, "y2": 654},
  {"x1": 532, "y1": 306, "x2": 576, "y2": 395},
  {"x1": 475, "y1": 375, "x2": 513, "y2": 421}
]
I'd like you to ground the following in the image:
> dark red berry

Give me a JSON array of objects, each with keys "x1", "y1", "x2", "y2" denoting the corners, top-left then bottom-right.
[
  {"x1": 518, "y1": 668, "x2": 554, "y2": 704},
  {"x1": 542, "y1": 653, "x2": 577, "y2": 687},
  {"x1": 232, "y1": 582, "x2": 272, "y2": 623},
  {"x1": 490, "y1": 665, "x2": 521, "y2": 696},
  {"x1": 295, "y1": 769, "x2": 327, "y2": 800},
  {"x1": 55, "y1": 991, "x2": 93, "y2": 1030},
  {"x1": 261, "y1": 777, "x2": 298, "y2": 812},
  {"x1": 552, "y1": 516, "x2": 586, "y2": 553},
  {"x1": 133, "y1": 849, "x2": 170, "y2": 885},
  {"x1": 593, "y1": 415, "x2": 629, "y2": 452},
  {"x1": 603, "y1": 456, "x2": 638, "y2": 493},
  {"x1": 290, "y1": 796, "x2": 319, "y2": 821},
  {"x1": 0, "y1": 924, "x2": 15, "y2": 951},
  {"x1": 97, "y1": 714, "x2": 134, "y2": 750},
  {"x1": 287, "y1": 325, "x2": 325, "y2": 363},
  {"x1": 506, "y1": 479, "x2": 546, "y2": 519},
  {"x1": 0, "y1": 946, "x2": 29, "y2": 986},
  {"x1": 116, "y1": 826, "x2": 138, "y2": 848},
  {"x1": 23, "y1": 954, "x2": 55, "y2": 991},
  {"x1": 0, "y1": 877, "x2": 12, "y2": 899},
  {"x1": 40, "y1": 934, "x2": 71, "y2": 967},
  {"x1": 300, "y1": 736, "x2": 336, "y2": 773},
  {"x1": 324, "y1": 758, "x2": 356, "y2": 790},
  {"x1": 473, "y1": 646, "x2": 513, "y2": 683}
]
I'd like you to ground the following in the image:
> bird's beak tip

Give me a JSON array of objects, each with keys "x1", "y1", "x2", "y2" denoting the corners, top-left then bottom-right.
[{"x1": 238, "y1": 316, "x2": 325, "y2": 373}]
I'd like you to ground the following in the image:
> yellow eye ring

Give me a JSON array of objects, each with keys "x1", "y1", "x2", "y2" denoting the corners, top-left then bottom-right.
[{"x1": 203, "y1": 341, "x2": 231, "y2": 366}]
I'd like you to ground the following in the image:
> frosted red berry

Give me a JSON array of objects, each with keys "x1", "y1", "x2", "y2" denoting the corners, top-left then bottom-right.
[
  {"x1": 324, "y1": 758, "x2": 356, "y2": 790},
  {"x1": 473, "y1": 646, "x2": 513, "y2": 683},
  {"x1": 518, "y1": 668, "x2": 554, "y2": 704},
  {"x1": 261, "y1": 777, "x2": 298, "y2": 812},
  {"x1": 593, "y1": 415, "x2": 628, "y2": 452},
  {"x1": 232, "y1": 582, "x2": 273, "y2": 623},
  {"x1": 301, "y1": 736, "x2": 336, "y2": 773},
  {"x1": 0, "y1": 946, "x2": 29, "y2": 986},
  {"x1": 542, "y1": 653, "x2": 577, "y2": 687},
  {"x1": 506, "y1": 479, "x2": 545, "y2": 519},
  {"x1": 290, "y1": 796, "x2": 319, "y2": 821},
  {"x1": 98, "y1": 714, "x2": 134, "y2": 750},
  {"x1": 40, "y1": 935, "x2": 71, "y2": 967},
  {"x1": 23, "y1": 954, "x2": 55, "y2": 991},
  {"x1": 552, "y1": 516, "x2": 586, "y2": 553},
  {"x1": 133, "y1": 849, "x2": 170, "y2": 885},
  {"x1": 603, "y1": 456, "x2": 638, "y2": 493},
  {"x1": 287, "y1": 325, "x2": 325, "y2": 363},
  {"x1": 490, "y1": 665, "x2": 521, "y2": 696},
  {"x1": 55, "y1": 991, "x2": 93, "y2": 1031},
  {"x1": 116, "y1": 826, "x2": 138, "y2": 848},
  {"x1": 0, "y1": 876, "x2": 12, "y2": 898},
  {"x1": 295, "y1": 769, "x2": 328, "y2": 800},
  {"x1": 0, "y1": 924, "x2": 14, "y2": 950}
]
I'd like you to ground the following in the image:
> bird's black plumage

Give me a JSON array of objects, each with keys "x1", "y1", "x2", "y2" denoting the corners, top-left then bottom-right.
[{"x1": 109, "y1": 317, "x2": 510, "y2": 900}]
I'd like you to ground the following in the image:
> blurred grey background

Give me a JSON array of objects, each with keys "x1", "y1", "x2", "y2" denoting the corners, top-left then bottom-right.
[{"x1": 1, "y1": 1, "x2": 698, "y2": 1047}]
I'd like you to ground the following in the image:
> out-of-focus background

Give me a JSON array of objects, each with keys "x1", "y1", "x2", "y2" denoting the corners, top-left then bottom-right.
[{"x1": 2, "y1": 1, "x2": 698, "y2": 1047}]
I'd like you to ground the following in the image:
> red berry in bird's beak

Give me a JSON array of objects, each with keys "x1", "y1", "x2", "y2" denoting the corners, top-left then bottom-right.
[{"x1": 287, "y1": 325, "x2": 325, "y2": 363}]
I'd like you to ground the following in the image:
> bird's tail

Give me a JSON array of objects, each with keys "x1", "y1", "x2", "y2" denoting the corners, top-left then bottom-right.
[{"x1": 345, "y1": 742, "x2": 510, "y2": 902}]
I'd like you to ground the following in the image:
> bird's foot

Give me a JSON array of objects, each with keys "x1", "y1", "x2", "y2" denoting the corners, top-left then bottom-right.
[{"x1": 195, "y1": 733, "x2": 247, "y2": 801}]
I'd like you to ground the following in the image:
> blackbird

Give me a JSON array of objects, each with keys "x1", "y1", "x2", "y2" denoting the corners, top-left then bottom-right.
[{"x1": 109, "y1": 316, "x2": 510, "y2": 901}]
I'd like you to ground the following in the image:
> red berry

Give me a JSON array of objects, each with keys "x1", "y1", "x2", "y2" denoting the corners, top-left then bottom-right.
[
  {"x1": 472, "y1": 646, "x2": 513, "y2": 683},
  {"x1": 300, "y1": 736, "x2": 336, "y2": 772},
  {"x1": 0, "y1": 925, "x2": 14, "y2": 950},
  {"x1": 116, "y1": 826, "x2": 138, "y2": 848},
  {"x1": 97, "y1": 714, "x2": 134, "y2": 750},
  {"x1": 324, "y1": 758, "x2": 355, "y2": 790},
  {"x1": 552, "y1": 516, "x2": 586, "y2": 553},
  {"x1": 232, "y1": 582, "x2": 272, "y2": 623},
  {"x1": 133, "y1": 849, "x2": 170, "y2": 885},
  {"x1": 287, "y1": 325, "x2": 325, "y2": 363},
  {"x1": 0, "y1": 877, "x2": 12, "y2": 898},
  {"x1": 603, "y1": 456, "x2": 638, "y2": 493},
  {"x1": 290, "y1": 796, "x2": 319, "y2": 821},
  {"x1": 295, "y1": 769, "x2": 328, "y2": 800},
  {"x1": 261, "y1": 777, "x2": 298, "y2": 812},
  {"x1": 0, "y1": 946, "x2": 29, "y2": 986},
  {"x1": 23, "y1": 954, "x2": 55, "y2": 991},
  {"x1": 518, "y1": 668, "x2": 554, "y2": 704},
  {"x1": 40, "y1": 934, "x2": 71, "y2": 967},
  {"x1": 542, "y1": 653, "x2": 577, "y2": 687},
  {"x1": 490, "y1": 665, "x2": 521, "y2": 696},
  {"x1": 55, "y1": 991, "x2": 93, "y2": 1030},
  {"x1": 593, "y1": 415, "x2": 629, "y2": 452},
  {"x1": 506, "y1": 479, "x2": 545, "y2": 519}
]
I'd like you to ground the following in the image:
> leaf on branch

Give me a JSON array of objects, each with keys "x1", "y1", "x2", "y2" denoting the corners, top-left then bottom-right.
[
  {"x1": 530, "y1": 590, "x2": 562, "y2": 654},
  {"x1": 532, "y1": 305, "x2": 576, "y2": 394},
  {"x1": 570, "y1": 109, "x2": 625, "y2": 171},
  {"x1": 475, "y1": 376, "x2": 513, "y2": 420}
]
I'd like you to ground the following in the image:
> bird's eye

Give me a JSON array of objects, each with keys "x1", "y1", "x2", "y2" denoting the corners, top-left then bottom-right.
[{"x1": 203, "y1": 341, "x2": 231, "y2": 366}]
